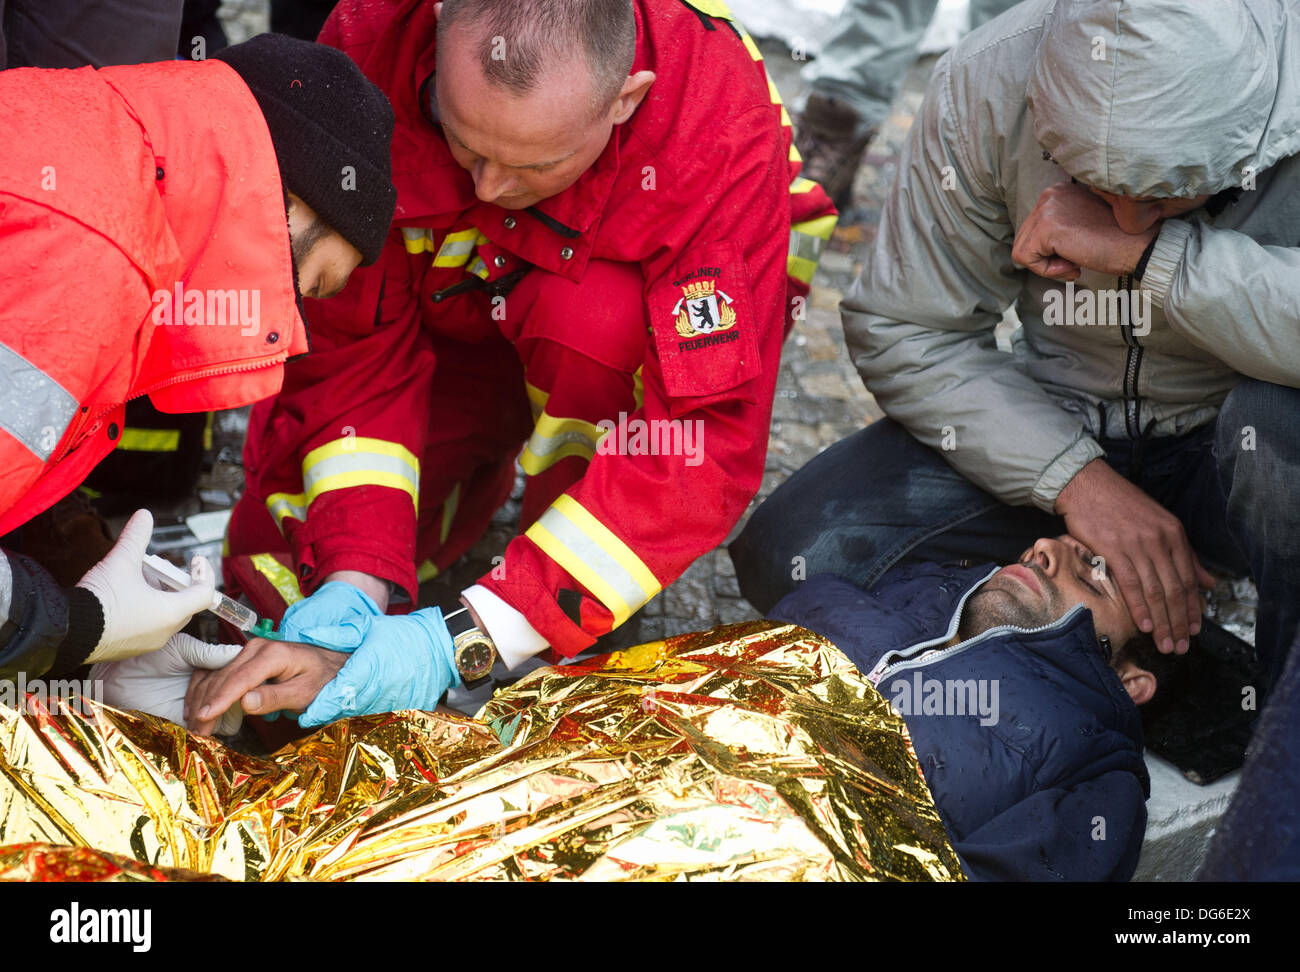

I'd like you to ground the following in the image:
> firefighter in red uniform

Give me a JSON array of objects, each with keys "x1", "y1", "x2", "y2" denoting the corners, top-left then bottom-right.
[{"x1": 192, "y1": 0, "x2": 836, "y2": 732}]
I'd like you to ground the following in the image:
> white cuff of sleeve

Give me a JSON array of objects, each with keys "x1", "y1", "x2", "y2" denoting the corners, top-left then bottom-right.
[{"x1": 461, "y1": 585, "x2": 549, "y2": 671}]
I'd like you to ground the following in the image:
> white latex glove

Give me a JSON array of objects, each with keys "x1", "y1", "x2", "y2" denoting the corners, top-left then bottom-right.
[
  {"x1": 76, "y1": 509, "x2": 216, "y2": 664},
  {"x1": 91, "y1": 632, "x2": 244, "y2": 735}
]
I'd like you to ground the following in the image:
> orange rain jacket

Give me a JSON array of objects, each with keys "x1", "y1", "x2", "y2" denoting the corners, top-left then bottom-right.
[{"x1": 0, "y1": 59, "x2": 308, "y2": 678}]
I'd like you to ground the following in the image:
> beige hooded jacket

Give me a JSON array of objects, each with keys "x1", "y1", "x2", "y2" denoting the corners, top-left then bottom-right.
[{"x1": 843, "y1": 0, "x2": 1300, "y2": 511}]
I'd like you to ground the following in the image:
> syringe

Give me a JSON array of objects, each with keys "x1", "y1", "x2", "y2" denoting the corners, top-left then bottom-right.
[{"x1": 142, "y1": 553, "x2": 260, "y2": 633}]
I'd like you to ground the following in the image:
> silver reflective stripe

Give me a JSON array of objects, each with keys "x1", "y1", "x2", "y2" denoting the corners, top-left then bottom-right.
[
  {"x1": 438, "y1": 237, "x2": 477, "y2": 259},
  {"x1": 0, "y1": 554, "x2": 12, "y2": 625},
  {"x1": 530, "y1": 505, "x2": 651, "y2": 619},
  {"x1": 527, "y1": 425, "x2": 601, "y2": 460},
  {"x1": 301, "y1": 451, "x2": 419, "y2": 493},
  {"x1": 267, "y1": 494, "x2": 308, "y2": 524},
  {"x1": 0, "y1": 342, "x2": 78, "y2": 461},
  {"x1": 790, "y1": 228, "x2": 826, "y2": 263}
]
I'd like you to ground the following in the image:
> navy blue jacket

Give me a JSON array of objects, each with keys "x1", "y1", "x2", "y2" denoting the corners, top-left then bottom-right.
[{"x1": 771, "y1": 564, "x2": 1149, "y2": 882}]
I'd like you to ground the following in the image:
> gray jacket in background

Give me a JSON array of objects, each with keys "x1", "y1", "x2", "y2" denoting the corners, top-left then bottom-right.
[{"x1": 843, "y1": 0, "x2": 1300, "y2": 512}]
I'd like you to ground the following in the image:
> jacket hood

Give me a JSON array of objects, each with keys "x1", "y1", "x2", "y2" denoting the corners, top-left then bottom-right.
[
  {"x1": 0, "y1": 61, "x2": 308, "y2": 413},
  {"x1": 1028, "y1": 0, "x2": 1300, "y2": 197},
  {"x1": 97, "y1": 60, "x2": 310, "y2": 410}
]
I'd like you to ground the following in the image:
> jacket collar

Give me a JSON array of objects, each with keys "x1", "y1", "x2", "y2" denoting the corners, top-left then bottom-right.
[{"x1": 923, "y1": 566, "x2": 1145, "y2": 746}]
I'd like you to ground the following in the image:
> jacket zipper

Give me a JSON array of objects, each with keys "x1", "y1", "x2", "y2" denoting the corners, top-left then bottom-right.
[
  {"x1": 1118, "y1": 273, "x2": 1143, "y2": 438},
  {"x1": 46, "y1": 356, "x2": 285, "y2": 467},
  {"x1": 865, "y1": 567, "x2": 1000, "y2": 682},
  {"x1": 872, "y1": 602, "x2": 1090, "y2": 684}
]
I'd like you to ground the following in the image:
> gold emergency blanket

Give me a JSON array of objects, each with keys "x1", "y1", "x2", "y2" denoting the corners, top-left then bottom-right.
[{"x1": 0, "y1": 621, "x2": 962, "y2": 881}]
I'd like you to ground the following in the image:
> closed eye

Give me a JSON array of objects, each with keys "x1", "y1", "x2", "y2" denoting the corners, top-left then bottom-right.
[{"x1": 1077, "y1": 573, "x2": 1104, "y2": 598}]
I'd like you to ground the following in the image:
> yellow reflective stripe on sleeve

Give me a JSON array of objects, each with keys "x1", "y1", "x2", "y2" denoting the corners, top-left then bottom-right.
[
  {"x1": 440, "y1": 482, "x2": 461, "y2": 545},
  {"x1": 790, "y1": 227, "x2": 830, "y2": 265},
  {"x1": 203, "y1": 412, "x2": 213, "y2": 451},
  {"x1": 267, "y1": 492, "x2": 308, "y2": 530},
  {"x1": 250, "y1": 553, "x2": 303, "y2": 607},
  {"x1": 525, "y1": 380, "x2": 549, "y2": 421},
  {"x1": 519, "y1": 412, "x2": 609, "y2": 476},
  {"x1": 761, "y1": 76, "x2": 792, "y2": 128},
  {"x1": 788, "y1": 214, "x2": 839, "y2": 284},
  {"x1": 402, "y1": 227, "x2": 435, "y2": 254},
  {"x1": 633, "y1": 366, "x2": 645, "y2": 413},
  {"x1": 524, "y1": 494, "x2": 660, "y2": 627},
  {"x1": 790, "y1": 142, "x2": 803, "y2": 164},
  {"x1": 788, "y1": 254, "x2": 819, "y2": 286},
  {"x1": 433, "y1": 228, "x2": 483, "y2": 268},
  {"x1": 418, "y1": 559, "x2": 440, "y2": 583},
  {"x1": 740, "y1": 30, "x2": 762, "y2": 61},
  {"x1": 793, "y1": 214, "x2": 839, "y2": 241},
  {"x1": 301, "y1": 436, "x2": 420, "y2": 509},
  {"x1": 790, "y1": 177, "x2": 819, "y2": 195},
  {"x1": 687, "y1": 0, "x2": 735, "y2": 19},
  {"x1": 116, "y1": 428, "x2": 181, "y2": 452},
  {"x1": 467, "y1": 256, "x2": 490, "y2": 280}
]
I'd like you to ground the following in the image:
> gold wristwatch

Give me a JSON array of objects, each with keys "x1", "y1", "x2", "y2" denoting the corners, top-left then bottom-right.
[{"x1": 444, "y1": 607, "x2": 497, "y2": 688}]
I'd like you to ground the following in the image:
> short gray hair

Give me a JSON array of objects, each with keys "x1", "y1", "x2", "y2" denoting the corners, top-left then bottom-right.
[{"x1": 438, "y1": 0, "x2": 636, "y2": 112}]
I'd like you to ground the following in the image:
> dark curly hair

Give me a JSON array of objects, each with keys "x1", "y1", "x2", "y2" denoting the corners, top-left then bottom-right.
[{"x1": 1112, "y1": 633, "x2": 1184, "y2": 699}]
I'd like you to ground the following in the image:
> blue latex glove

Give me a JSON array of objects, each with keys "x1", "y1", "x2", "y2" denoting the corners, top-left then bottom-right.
[
  {"x1": 278, "y1": 581, "x2": 383, "y2": 652},
  {"x1": 261, "y1": 582, "x2": 383, "y2": 722},
  {"x1": 299, "y1": 607, "x2": 461, "y2": 728}
]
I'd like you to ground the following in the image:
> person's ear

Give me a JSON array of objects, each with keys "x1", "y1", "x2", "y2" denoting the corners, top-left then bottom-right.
[
  {"x1": 285, "y1": 193, "x2": 303, "y2": 238},
  {"x1": 1117, "y1": 662, "x2": 1156, "y2": 706},
  {"x1": 610, "y1": 70, "x2": 656, "y2": 125}
]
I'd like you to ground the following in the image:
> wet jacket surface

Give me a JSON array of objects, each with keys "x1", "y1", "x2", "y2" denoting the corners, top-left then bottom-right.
[
  {"x1": 0, "y1": 59, "x2": 308, "y2": 677},
  {"x1": 772, "y1": 563, "x2": 1149, "y2": 881},
  {"x1": 843, "y1": 0, "x2": 1300, "y2": 511}
]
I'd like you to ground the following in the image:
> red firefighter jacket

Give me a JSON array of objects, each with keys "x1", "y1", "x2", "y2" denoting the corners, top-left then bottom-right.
[
  {"x1": 0, "y1": 60, "x2": 309, "y2": 537},
  {"x1": 242, "y1": 0, "x2": 836, "y2": 655}
]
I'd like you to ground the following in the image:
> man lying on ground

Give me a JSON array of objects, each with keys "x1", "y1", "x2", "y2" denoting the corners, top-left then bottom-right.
[
  {"x1": 770, "y1": 535, "x2": 1170, "y2": 882},
  {"x1": 108, "y1": 534, "x2": 1163, "y2": 882}
]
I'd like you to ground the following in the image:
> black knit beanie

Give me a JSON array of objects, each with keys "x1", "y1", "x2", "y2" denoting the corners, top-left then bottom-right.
[{"x1": 214, "y1": 33, "x2": 397, "y2": 265}]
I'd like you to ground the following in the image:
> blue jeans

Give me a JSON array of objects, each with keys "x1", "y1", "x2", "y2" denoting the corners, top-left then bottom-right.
[{"x1": 732, "y1": 378, "x2": 1300, "y2": 691}]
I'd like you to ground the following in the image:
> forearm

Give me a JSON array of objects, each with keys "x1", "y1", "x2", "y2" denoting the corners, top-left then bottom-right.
[
  {"x1": 1146, "y1": 219, "x2": 1300, "y2": 387},
  {"x1": 0, "y1": 551, "x2": 103, "y2": 680},
  {"x1": 324, "y1": 570, "x2": 391, "y2": 613},
  {"x1": 480, "y1": 392, "x2": 767, "y2": 655}
]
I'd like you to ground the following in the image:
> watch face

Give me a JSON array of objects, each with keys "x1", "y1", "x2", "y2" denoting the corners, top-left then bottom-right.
[{"x1": 455, "y1": 633, "x2": 496, "y2": 681}]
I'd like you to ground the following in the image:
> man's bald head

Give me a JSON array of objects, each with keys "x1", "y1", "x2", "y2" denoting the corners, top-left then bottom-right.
[
  {"x1": 432, "y1": 0, "x2": 654, "y2": 210},
  {"x1": 437, "y1": 0, "x2": 636, "y2": 115}
]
